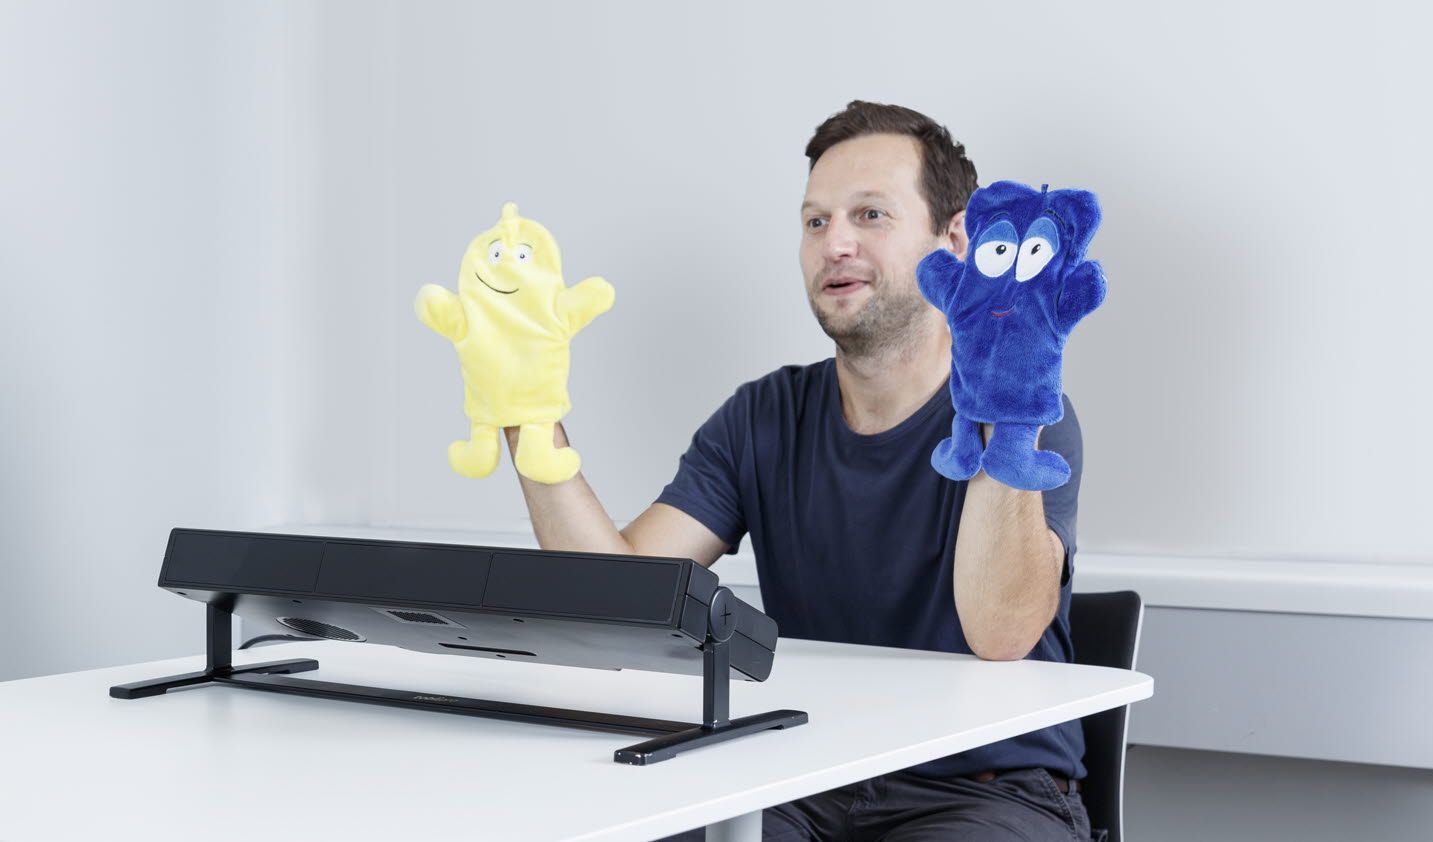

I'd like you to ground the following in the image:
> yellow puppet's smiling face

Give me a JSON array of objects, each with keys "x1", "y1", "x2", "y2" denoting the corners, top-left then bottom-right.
[{"x1": 458, "y1": 202, "x2": 564, "y2": 305}]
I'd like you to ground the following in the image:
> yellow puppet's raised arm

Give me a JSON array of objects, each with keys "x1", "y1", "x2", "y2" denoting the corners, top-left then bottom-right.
[
  {"x1": 557, "y1": 276, "x2": 615, "y2": 338},
  {"x1": 414, "y1": 283, "x2": 468, "y2": 342}
]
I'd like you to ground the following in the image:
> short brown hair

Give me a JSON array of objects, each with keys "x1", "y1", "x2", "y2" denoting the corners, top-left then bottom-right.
[{"x1": 805, "y1": 100, "x2": 979, "y2": 236}]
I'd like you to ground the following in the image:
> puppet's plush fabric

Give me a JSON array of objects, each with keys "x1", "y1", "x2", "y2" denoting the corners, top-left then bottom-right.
[
  {"x1": 916, "y1": 181, "x2": 1106, "y2": 491},
  {"x1": 415, "y1": 203, "x2": 614, "y2": 484}
]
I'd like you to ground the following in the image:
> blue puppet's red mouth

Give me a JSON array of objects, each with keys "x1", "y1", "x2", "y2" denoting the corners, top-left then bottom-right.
[{"x1": 990, "y1": 290, "x2": 1019, "y2": 317}]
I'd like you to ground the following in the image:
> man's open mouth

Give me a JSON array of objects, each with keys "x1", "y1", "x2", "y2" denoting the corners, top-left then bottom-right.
[
  {"x1": 474, "y1": 271, "x2": 517, "y2": 295},
  {"x1": 822, "y1": 278, "x2": 869, "y2": 294}
]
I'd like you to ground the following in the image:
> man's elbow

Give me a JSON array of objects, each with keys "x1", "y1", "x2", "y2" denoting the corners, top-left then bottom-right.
[
  {"x1": 966, "y1": 632, "x2": 1039, "y2": 662},
  {"x1": 963, "y1": 609, "x2": 1056, "y2": 661}
]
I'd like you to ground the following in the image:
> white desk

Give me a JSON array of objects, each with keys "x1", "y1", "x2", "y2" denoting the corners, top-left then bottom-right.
[{"x1": 0, "y1": 639, "x2": 1151, "y2": 841}]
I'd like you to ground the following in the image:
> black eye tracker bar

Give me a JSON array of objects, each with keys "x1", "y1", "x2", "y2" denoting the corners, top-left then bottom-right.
[{"x1": 110, "y1": 528, "x2": 807, "y2": 764}]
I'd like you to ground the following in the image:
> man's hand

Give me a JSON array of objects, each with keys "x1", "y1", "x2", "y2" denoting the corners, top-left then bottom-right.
[{"x1": 981, "y1": 423, "x2": 1042, "y2": 446}]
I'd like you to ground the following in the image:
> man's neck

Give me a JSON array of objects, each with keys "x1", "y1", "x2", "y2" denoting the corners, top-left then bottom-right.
[{"x1": 834, "y1": 314, "x2": 951, "y2": 435}]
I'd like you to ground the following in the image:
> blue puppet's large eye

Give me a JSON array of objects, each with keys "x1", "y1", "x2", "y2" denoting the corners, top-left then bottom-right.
[
  {"x1": 1014, "y1": 238, "x2": 1053, "y2": 281},
  {"x1": 975, "y1": 241, "x2": 1017, "y2": 277},
  {"x1": 1015, "y1": 216, "x2": 1061, "y2": 282},
  {"x1": 973, "y1": 220, "x2": 1019, "y2": 278}
]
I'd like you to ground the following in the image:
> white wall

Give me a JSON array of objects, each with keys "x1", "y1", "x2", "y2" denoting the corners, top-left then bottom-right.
[
  {"x1": 0, "y1": 1, "x2": 326, "y2": 678},
  {"x1": 317, "y1": 1, "x2": 1433, "y2": 567},
  {"x1": 10, "y1": 1, "x2": 1419, "y2": 570}
]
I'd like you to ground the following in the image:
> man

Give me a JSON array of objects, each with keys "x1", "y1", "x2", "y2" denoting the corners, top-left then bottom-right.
[{"x1": 503, "y1": 101, "x2": 1093, "y2": 841}]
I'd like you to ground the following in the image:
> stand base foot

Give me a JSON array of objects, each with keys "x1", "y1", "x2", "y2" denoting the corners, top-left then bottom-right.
[
  {"x1": 108, "y1": 658, "x2": 319, "y2": 699},
  {"x1": 615, "y1": 709, "x2": 809, "y2": 765}
]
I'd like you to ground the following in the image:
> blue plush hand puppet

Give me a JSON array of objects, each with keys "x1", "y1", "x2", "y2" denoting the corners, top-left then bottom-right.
[{"x1": 916, "y1": 181, "x2": 1106, "y2": 491}]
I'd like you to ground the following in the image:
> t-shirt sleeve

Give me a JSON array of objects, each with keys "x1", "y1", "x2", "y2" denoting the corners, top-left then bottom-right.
[
  {"x1": 1038, "y1": 393, "x2": 1083, "y2": 588},
  {"x1": 653, "y1": 389, "x2": 749, "y2": 555}
]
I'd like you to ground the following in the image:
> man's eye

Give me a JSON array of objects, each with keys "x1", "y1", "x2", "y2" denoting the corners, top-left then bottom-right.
[
  {"x1": 862, "y1": 208, "x2": 884, "y2": 221},
  {"x1": 806, "y1": 218, "x2": 826, "y2": 230}
]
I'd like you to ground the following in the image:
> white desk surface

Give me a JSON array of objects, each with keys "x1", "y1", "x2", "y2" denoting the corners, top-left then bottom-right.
[{"x1": 0, "y1": 638, "x2": 1151, "y2": 842}]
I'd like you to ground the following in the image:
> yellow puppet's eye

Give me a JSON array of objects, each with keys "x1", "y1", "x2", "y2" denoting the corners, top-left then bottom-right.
[
  {"x1": 488, "y1": 241, "x2": 504, "y2": 264},
  {"x1": 515, "y1": 244, "x2": 533, "y2": 263}
]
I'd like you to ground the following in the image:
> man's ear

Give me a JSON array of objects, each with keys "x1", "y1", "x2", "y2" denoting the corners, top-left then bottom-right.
[{"x1": 945, "y1": 210, "x2": 969, "y2": 260}]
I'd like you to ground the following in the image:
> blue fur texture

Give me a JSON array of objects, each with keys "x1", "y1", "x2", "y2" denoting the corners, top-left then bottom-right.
[{"x1": 917, "y1": 180, "x2": 1106, "y2": 491}]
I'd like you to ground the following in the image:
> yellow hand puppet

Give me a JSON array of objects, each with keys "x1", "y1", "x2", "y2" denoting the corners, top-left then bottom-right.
[{"x1": 415, "y1": 202, "x2": 615, "y2": 484}]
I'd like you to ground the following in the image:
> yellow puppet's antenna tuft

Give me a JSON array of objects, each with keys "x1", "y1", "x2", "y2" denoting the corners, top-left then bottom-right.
[{"x1": 499, "y1": 202, "x2": 523, "y2": 240}]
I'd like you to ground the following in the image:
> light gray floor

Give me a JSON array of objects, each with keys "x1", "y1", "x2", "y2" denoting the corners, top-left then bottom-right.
[{"x1": 1124, "y1": 746, "x2": 1433, "y2": 841}]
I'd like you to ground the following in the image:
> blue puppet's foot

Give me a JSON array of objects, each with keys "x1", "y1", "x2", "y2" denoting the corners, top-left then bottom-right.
[
  {"x1": 981, "y1": 422, "x2": 1071, "y2": 491},
  {"x1": 931, "y1": 413, "x2": 984, "y2": 481}
]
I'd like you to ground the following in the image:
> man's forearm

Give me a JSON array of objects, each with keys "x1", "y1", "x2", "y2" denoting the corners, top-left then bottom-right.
[
  {"x1": 504, "y1": 424, "x2": 632, "y2": 555},
  {"x1": 952, "y1": 425, "x2": 1064, "y2": 661}
]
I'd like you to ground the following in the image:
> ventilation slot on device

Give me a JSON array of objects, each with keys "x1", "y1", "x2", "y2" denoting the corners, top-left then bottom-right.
[
  {"x1": 277, "y1": 617, "x2": 365, "y2": 642},
  {"x1": 439, "y1": 642, "x2": 536, "y2": 657},
  {"x1": 375, "y1": 608, "x2": 465, "y2": 628}
]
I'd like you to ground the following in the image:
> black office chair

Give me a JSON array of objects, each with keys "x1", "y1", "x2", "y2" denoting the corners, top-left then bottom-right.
[{"x1": 1069, "y1": 590, "x2": 1144, "y2": 842}]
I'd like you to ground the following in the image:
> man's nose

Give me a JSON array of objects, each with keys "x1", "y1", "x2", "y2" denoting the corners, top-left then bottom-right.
[{"x1": 823, "y1": 216, "x2": 858, "y2": 261}]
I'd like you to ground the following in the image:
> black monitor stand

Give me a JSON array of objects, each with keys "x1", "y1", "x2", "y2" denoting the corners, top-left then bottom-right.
[{"x1": 111, "y1": 589, "x2": 808, "y2": 765}]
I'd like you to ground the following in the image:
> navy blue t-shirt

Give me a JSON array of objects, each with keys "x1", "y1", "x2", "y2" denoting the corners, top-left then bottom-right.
[{"x1": 655, "y1": 357, "x2": 1087, "y2": 780}]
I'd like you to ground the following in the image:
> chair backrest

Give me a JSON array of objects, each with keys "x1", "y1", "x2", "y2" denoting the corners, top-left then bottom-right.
[{"x1": 1068, "y1": 590, "x2": 1144, "y2": 842}]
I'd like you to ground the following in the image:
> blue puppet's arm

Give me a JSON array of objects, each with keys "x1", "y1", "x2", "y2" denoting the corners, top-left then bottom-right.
[
  {"x1": 1056, "y1": 259, "x2": 1107, "y2": 334},
  {"x1": 916, "y1": 248, "x2": 965, "y2": 314}
]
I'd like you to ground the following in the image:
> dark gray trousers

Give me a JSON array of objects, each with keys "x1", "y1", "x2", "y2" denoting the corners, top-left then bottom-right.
[{"x1": 657, "y1": 767, "x2": 1095, "y2": 841}]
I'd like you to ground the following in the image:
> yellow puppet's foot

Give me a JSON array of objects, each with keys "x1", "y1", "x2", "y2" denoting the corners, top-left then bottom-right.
[
  {"x1": 513, "y1": 422, "x2": 580, "y2": 484},
  {"x1": 447, "y1": 425, "x2": 501, "y2": 478}
]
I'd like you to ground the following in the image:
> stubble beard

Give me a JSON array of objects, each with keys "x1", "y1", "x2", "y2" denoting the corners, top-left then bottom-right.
[{"x1": 809, "y1": 278, "x2": 931, "y2": 361}]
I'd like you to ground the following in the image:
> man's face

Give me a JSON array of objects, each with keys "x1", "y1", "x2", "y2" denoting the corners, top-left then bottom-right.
[{"x1": 800, "y1": 133, "x2": 950, "y2": 357}]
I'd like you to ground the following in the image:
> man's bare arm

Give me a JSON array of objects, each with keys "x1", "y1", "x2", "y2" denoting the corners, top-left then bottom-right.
[
  {"x1": 952, "y1": 424, "x2": 1066, "y2": 661},
  {"x1": 504, "y1": 424, "x2": 730, "y2": 567}
]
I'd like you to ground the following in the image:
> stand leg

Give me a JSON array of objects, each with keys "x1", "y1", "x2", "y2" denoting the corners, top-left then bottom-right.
[
  {"x1": 207, "y1": 603, "x2": 231, "y2": 671},
  {"x1": 615, "y1": 629, "x2": 809, "y2": 764},
  {"x1": 703, "y1": 637, "x2": 730, "y2": 728},
  {"x1": 111, "y1": 600, "x2": 319, "y2": 699}
]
